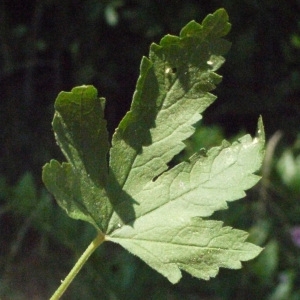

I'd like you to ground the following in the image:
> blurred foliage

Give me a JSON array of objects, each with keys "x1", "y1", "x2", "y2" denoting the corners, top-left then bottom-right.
[
  {"x1": 1, "y1": 0, "x2": 300, "y2": 299},
  {"x1": 277, "y1": 136, "x2": 300, "y2": 194}
]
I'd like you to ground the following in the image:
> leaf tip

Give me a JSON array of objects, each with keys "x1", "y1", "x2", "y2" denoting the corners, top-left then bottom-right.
[
  {"x1": 55, "y1": 85, "x2": 98, "y2": 109},
  {"x1": 202, "y1": 8, "x2": 231, "y2": 37}
]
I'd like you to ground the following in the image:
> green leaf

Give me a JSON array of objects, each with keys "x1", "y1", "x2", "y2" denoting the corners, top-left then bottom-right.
[
  {"x1": 43, "y1": 86, "x2": 112, "y2": 230},
  {"x1": 109, "y1": 218, "x2": 261, "y2": 283},
  {"x1": 43, "y1": 8, "x2": 265, "y2": 284}
]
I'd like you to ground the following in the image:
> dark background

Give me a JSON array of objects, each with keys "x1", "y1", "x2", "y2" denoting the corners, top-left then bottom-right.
[{"x1": 1, "y1": 1, "x2": 300, "y2": 299}]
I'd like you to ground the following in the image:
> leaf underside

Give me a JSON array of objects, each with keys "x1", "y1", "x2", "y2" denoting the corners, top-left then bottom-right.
[{"x1": 43, "y1": 8, "x2": 265, "y2": 283}]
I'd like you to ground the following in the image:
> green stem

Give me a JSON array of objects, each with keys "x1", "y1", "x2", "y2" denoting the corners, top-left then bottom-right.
[{"x1": 50, "y1": 232, "x2": 105, "y2": 300}]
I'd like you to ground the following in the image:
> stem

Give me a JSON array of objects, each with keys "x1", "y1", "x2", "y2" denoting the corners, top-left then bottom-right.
[{"x1": 50, "y1": 232, "x2": 105, "y2": 300}]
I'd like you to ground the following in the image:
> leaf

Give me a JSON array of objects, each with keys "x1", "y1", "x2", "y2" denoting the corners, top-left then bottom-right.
[
  {"x1": 109, "y1": 218, "x2": 262, "y2": 283},
  {"x1": 43, "y1": 8, "x2": 265, "y2": 284},
  {"x1": 43, "y1": 86, "x2": 112, "y2": 230}
]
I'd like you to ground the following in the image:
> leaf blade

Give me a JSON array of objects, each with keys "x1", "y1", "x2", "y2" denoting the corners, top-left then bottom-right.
[
  {"x1": 43, "y1": 9, "x2": 266, "y2": 285},
  {"x1": 43, "y1": 85, "x2": 112, "y2": 231},
  {"x1": 107, "y1": 117, "x2": 265, "y2": 232},
  {"x1": 109, "y1": 9, "x2": 231, "y2": 198},
  {"x1": 53, "y1": 85, "x2": 109, "y2": 185},
  {"x1": 109, "y1": 217, "x2": 262, "y2": 283}
]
